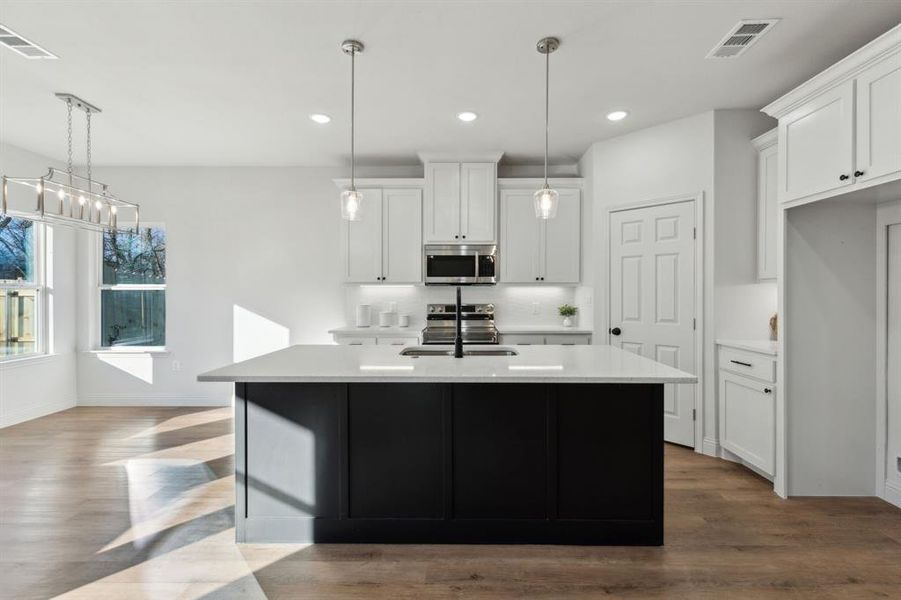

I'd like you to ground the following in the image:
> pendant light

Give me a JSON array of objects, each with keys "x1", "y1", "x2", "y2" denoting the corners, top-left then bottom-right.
[
  {"x1": 534, "y1": 36, "x2": 560, "y2": 220},
  {"x1": 340, "y1": 39, "x2": 364, "y2": 221}
]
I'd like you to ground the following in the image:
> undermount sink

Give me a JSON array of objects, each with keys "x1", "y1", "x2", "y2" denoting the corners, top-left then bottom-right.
[{"x1": 400, "y1": 346, "x2": 519, "y2": 357}]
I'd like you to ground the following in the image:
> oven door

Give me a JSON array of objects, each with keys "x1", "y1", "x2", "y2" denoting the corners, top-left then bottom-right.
[{"x1": 424, "y1": 245, "x2": 497, "y2": 285}]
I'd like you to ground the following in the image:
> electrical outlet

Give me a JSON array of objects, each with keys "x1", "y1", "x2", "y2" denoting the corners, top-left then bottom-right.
[
  {"x1": 531, "y1": 302, "x2": 540, "y2": 315},
  {"x1": 172, "y1": 360, "x2": 181, "y2": 372}
]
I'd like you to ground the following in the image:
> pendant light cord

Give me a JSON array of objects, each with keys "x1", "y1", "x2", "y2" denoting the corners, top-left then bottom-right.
[
  {"x1": 350, "y1": 47, "x2": 356, "y2": 191},
  {"x1": 544, "y1": 46, "x2": 549, "y2": 188}
]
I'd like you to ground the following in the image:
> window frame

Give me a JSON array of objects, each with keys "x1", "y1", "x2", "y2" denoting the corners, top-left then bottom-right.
[
  {"x1": 96, "y1": 223, "x2": 167, "y2": 352},
  {"x1": 0, "y1": 219, "x2": 46, "y2": 362}
]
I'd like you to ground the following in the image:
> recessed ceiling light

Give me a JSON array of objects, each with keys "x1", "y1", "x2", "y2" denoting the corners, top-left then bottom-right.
[
  {"x1": 310, "y1": 113, "x2": 331, "y2": 124},
  {"x1": 606, "y1": 110, "x2": 629, "y2": 122},
  {"x1": 457, "y1": 111, "x2": 478, "y2": 122}
]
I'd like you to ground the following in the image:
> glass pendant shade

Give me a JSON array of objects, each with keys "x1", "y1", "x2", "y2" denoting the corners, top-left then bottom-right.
[
  {"x1": 340, "y1": 188, "x2": 363, "y2": 221},
  {"x1": 533, "y1": 186, "x2": 559, "y2": 219}
]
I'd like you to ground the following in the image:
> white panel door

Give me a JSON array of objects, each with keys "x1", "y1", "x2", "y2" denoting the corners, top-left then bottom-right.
[
  {"x1": 779, "y1": 80, "x2": 854, "y2": 203},
  {"x1": 609, "y1": 200, "x2": 696, "y2": 446},
  {"x1": 758, "y1": 144, "x2": 778, "y2": 280},
  {"x1": 424, "y1": 163, "x2": 461, "y2": 242},
  {"x1": 887, "y1": 224, "x2": 901, "y2": 492},
  {"x1": 542, "y1": 188, "x2": 581, "y2": 283},
  {"x1": 500, "y1": 189, "x2": 541, "y2": 283},
  {"x1": 856, "y1": 52, "x2": 901, "y2": 183},
  {"x1": 460, "y1": 162, "x2": 496, "y2": 243},
  {"x1": 343, "y1": 189, "x2": 383, "y2": 283},
  {"x1": 719, "y1": 371, "x2": 775, "y2": 476},
  {"x1": 383, "y1": 188, "x2": 422, "y2": 283}
]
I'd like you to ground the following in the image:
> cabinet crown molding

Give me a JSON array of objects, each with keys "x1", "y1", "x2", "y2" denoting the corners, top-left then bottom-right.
[
  {"x1": 761, "y1": 24, "x2": 901, "y2": 119},
  {"x1": 497, "y1": 177, "x2": 584, "y2": 189},
  {"x1": 333, "y1": 178, "x2": 424, "y2": 190},
  {"x1": 751, "y1": 128, "x2": 778, "y2": 151},
  {"x1": 417, "y1": 151, "x2": 504, "y2": 164}
]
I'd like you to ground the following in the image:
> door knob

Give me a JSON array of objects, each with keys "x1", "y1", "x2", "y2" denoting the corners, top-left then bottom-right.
[
  {"x1": 609, "y1": 327, "x2": 622, "y2": 336},
  {"x1": 854, "y1": 170, "x2": 865, "y2": 177},
  {"x1": 764, "y1": 388, "x2": 772, "y2": 394},
  {"x1": 839, "y1": 174, "x2": 850, "y2": 181}
]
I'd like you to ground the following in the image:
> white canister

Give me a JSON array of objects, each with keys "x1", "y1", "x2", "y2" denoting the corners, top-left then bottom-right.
[
  {"x1": 379, "y1": 311, "x2": 393, "y2": 327},
  {"x1": 355, "y1": 304, "x2": 372, "y2": 328},
  {"x1": 398, "y1": 314, "x2": 410, "y2": 328}
]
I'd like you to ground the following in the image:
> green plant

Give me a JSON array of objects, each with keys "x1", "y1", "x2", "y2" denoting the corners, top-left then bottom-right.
[{"x1": 558, "y1": 304, "x2": 577, "y2": 317}]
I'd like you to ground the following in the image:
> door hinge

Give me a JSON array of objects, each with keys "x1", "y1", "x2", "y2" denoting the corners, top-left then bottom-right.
[
  {"x1": 693, "y1": 227, "x2": 697, "y2": 240},
  {"x1": 692, "y1": 408, "x2": 697, "y2": 421},
  {"x1": 693, "y1": 318, "x2": 696, "y2": 330}
]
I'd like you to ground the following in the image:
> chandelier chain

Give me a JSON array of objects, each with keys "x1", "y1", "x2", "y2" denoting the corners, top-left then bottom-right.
[
  {"x1": 350, "y1": 46, "x2": 356, "y2": 190},
  {"x1": 66, "y1": 98, "x2": 73, "y2": 181},
  {"x1": 86, "y1": 109, "x2": 92, "y2": 187}
]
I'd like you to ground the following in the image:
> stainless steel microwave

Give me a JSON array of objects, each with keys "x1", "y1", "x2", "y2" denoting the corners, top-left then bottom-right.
[{"x1": 424, "y1": 244, "x2": 497, "y2": 285}]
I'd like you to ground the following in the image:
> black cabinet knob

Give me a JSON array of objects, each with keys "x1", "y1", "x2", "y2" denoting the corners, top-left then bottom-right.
[
  {"x1": 454, "y1": 235, "x2": 459, "y2": 239},
  {"x1": 854, "y1": 170, "x2": 865, "y2": 177},
  {"x1": 839, "y1": 174, "x2": 850, "y2": 181},
  {"x1": 462, "y1": 235, "x2": 466, "y2": 239},
  {"x1": 540, "y1": 277, "x2": 545, "y2": 281},
  {"x1": 535, "y1": 277, "x2": 539, "y2": 281},
  {"x1": 609, "y1": 327, "x2": 622, "y2": 336}
]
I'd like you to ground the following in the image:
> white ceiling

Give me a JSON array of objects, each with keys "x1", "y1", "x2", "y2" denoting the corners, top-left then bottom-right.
[{"x1": 1, "y1": 1, "x2": 900, "y2": 167}]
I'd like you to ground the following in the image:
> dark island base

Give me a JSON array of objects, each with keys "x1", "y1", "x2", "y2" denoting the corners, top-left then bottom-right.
[{"x1": 235, "y1": 382, "x2": 664, "y2": 546}]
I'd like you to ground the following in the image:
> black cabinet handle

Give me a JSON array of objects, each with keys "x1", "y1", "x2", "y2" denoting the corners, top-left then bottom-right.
[
  {"x1": 764, "y1": 388, "x2": 772, "y2": 394},
  {"x1": 854, "y1": 170, "x2": 865, "y2": 177},
  {"x1": 609, "y1": 327, "x2": 621, "y2": 336},
  {"x1": 839, "y1": 174, "x2": 850, "y2": 181},
  {"x1": 730, "y1": 359, "x2": 752, "y2": 367}
]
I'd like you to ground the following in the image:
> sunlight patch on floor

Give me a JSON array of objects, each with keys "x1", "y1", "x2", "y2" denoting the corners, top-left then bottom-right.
[
  {"x1": 128, "y1": 407, "x2": 232, "y2": 439},
  {"x1": 104, "y1": 433, "x2": 235, "y2": 466}
]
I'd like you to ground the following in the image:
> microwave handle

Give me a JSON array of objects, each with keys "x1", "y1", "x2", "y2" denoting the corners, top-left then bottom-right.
[{"x1": 477, "y1": 254, "x2": 494, "y2": 278}]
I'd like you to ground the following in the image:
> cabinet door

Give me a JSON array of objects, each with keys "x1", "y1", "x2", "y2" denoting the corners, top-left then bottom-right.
[
  {"x1": 499, "y1": 334, "x2": 546, "y2": 345},
  {"x1": 383, "y1": 188, "x2": 422, "y2": 283},
  {"x1": 545, "y1": 334, "x2": 591, "y2": 345},
  {"x1": 460, "y1": 163, "x2": 497, "y2": 243},
  {"x1": 778, "y1": 80, "x2": 854, "y2": 203},
  {"x1": 719, "y1": 371, "x2": 775, "y2": 476},
  {"x1": 343, "y1": 188, "x2": 383, "y2": 283},
  {"x1": 856, "y1": 52, "x2": 901, "y2": 183},
  {"x1": 424, "y1": 163, "x2": 461, "y2": 243},
  {"x1": 500, "y1": 189, "x2": 541, "y2": 282},
  {"x1": 757, "y1": 144, "x2": 778, "y2": 280},
  {"x1": 542, "y1": 188, "x2": 581, "y2": 283}
]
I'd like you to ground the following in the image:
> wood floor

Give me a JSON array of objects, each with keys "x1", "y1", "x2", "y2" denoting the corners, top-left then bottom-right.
[{"x1": 1, "y1": 407, "x2": 899, "y2": 600}]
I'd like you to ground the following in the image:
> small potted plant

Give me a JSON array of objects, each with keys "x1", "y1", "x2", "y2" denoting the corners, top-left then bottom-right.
[{"x1": 558, "y1": 304, "x2": 577, "y2": 328}]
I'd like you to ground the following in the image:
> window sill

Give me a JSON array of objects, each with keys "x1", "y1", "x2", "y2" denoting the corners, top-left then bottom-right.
[
  {"x1": 86, "y1": 348, "x2": 169, "y2": 356},
  {"x1": 0, "y1": 353, "x2": 59, "y2": 369}
]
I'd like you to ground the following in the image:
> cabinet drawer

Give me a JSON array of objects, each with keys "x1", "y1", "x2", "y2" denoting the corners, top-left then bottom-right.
[
  {"x1": 719, "y1": 371, "x2": 775, "y2": 477},
  {"x1": 545, "y1": 334, "x2": 591, "y2": 345},
  {"x1": 718, "y1": 347, "x2": 775, "y2": 382},
  {"x1": 500, "y1": 334, "x2": 546, "y2": 345},
  {"x1": 377, "y1": 336, "x2": 419, "y2": 346},
  {"x1": 336, "y1": 336, "x2": 377, "y2": 346}
]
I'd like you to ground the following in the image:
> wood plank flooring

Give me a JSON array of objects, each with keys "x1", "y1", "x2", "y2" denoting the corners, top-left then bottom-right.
[{"x1": 1, "y1": 406, "x2": 899, "y2": 599}]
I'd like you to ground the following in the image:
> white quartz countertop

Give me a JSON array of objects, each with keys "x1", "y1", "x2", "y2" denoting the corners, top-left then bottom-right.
[
  {"x1": 716, "y1": 339, "x2": 779, "y2": 355},
  {"x1": 197, "y1": 344, "x2": 697, "y2": 384},
  {"x1": 329, "y1": 325, "x2": 593, "y2": 335}
]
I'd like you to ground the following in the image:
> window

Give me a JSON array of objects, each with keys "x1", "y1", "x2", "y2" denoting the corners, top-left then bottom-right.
[
  {"x1": 100, "y1": 226, "x2": 166, "y2": 348},
  {"x1": 0, "y1": 216, "x2": 42, "y2": 359}
]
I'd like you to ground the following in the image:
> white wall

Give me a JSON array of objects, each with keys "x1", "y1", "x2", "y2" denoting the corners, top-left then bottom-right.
[
  {"x1": 76, "y1": 165, "x2": 417, "y2": 406},
  {"x1": 0, "y1": 143, "x2": 78, "y2": 427},
  {"x1": 581, "y1": 110, "x2": 776, "y2": 451},
  {"x1": 785, "y1": 199, "x2": 877, "y2": 496}
]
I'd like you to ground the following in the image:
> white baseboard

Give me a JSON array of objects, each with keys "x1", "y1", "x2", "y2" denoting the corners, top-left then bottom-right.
[
  {"x1": 883, "y1": 480, "x2": 901, "y2": 509},
  {"x1": 702, "y1": 436, "x2": 719, "y2": 457},
  {"x1": 1, "y1": 397, "x2": 76, "y2": 428},
  {"x1": 78, "y1": 393, "x2": 229, "y2": 407}
]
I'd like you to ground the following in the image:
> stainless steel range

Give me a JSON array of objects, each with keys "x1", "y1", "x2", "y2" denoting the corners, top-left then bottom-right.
[{"x1": 422, "y1": 303, "x2": 498, "y2": 345}]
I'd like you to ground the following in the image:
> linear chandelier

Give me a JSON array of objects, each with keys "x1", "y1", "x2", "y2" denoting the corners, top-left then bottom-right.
[{"x1": 1, "y1": 93, "x2": 139, "y2": 231}]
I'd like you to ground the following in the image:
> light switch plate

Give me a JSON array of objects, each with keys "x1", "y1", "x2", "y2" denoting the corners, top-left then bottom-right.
[{"x1": 531, "y1": 302, "x2": 540, "y2": 315}]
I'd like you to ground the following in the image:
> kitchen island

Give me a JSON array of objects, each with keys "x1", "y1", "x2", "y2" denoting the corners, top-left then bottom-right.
[{"x1": 198, "y1": 344, "x2": 696, "y2": 545}]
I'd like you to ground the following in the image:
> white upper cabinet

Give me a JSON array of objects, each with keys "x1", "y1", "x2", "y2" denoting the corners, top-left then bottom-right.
[
  {"x1": 856, "y1": 51, "x2": 901, "y2": 183},
  {"x1": 500, "y1": 183, "x2": 581, "y2": 284},
  {"x1": 753, "y1": 130, "x2": 778, "y2": 280},
  {"x1": 423, "y1": 158, "x2": 498, "y2": 243},
  {"x1": 778, "y1": 80, "x2": 854, "y2": 203},
  {"x1": 382, "y1": 188, "x2": 422, "y2": 283},
  {"x1": 763, "y1": 24, "x2": 901, "y2": 206},
  {"x1": 460, "y1": 163, "x2": 496, "y2": 243},
  {"x1": 424, "y1": 163, "x2": 461, "y2": 243},
  {"x1": 341, "y1": 184, "x2": 422, "y2": 284}
]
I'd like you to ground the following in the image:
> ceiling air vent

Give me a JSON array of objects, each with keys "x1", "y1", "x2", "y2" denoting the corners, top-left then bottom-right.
[
  {"x1": 0, "y1": 23, "x2": 57, "y2": 59},
  {"x1": 707, "y1": 19, "x2": 779, "y2": 59}
]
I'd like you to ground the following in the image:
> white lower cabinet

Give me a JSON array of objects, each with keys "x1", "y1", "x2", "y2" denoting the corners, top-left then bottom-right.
[
  {"x1": 500, "y1": 333, "x2": 591, "y2": 346},
  {"x1": 332, "y1": 333, "x2": 419, "y2": 346},
  {"x1": 717, "y1": 344, "x2": 777, "y2": 479}
]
